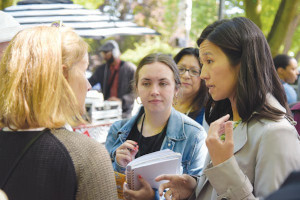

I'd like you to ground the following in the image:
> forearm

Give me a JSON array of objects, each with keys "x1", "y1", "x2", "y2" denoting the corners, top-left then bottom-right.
[{"x1": 204, "y1": 156, "x2": 257, "y2": 200}]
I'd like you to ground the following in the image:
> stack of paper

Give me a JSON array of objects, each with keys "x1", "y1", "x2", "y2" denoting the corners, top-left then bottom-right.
[{"x1": 126, "y1": 149, "x2": 182, "y2": 190}]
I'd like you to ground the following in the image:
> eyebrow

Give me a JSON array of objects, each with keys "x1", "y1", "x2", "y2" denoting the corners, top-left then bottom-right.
[
  {"x1": 201, "y1": 52, "x2": 213, "y2": 56},
  {"x1": 141, "y1": 78, "x2": 170, "y2": 81}
]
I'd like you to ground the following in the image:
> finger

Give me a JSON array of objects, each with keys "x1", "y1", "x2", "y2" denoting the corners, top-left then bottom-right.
[
  {"x1": 208, "y1": 114, "x2": 230, "y2": 137},
  {"x1": 157, "y1": 181, "x2": 172, "y2": 196},
  {"x1": 120, "y1": 143, "x2": 137, "y2": 151},
  {"x1": 123, "y1": 183, "x2": 137, "y2": 199},
  {"x1": 137, "y1": 175, "x2": 150, "y2": 188},
  {"x1": 125, "y1": 140, "x2": 138, "y2": 146},
  {"x1": 224, "y1": 121, "x2": 233, "y2": 143},
  {"x1": 116, "y1": 154, "x2": 133, "y2": 166},
  {"x1": 216, "y1": 114, "x2": 230, "y2": 124},
  {"x1": 123, "y1": 144, "x2": 139, "y2": 153},
  {"x1": 155, "y1": 174, "x2": 173, "y2": 182},
  {"x1": 164, "y1": 189, "x2": 172, "y2": 200}
]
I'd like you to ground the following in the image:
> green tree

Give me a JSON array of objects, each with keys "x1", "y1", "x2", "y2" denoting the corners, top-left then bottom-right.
[
  {"x1": 1, "y1": 0, "x2": 19, "y2": 10},
  {"x1": 72, "y1": 0, "x2": 104, "y2": 9},
  {"x1": 243, "y1": 0, "x2": 300, "y2": 57}
]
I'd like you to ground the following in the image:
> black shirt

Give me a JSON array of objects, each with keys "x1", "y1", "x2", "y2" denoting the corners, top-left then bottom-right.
[{"x1": 127, "y1": 115, "x2": 167, "y2": 158}]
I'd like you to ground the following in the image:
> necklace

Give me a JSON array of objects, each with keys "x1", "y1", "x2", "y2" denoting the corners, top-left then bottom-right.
[
  {"x1": 140, "y1": 114, "x2": 146, "y2": 135},
  {"x1": 185, "y1": 107, "x2": 192, "y2": 116},
  {"x1": 220, "y1": 119, "x2": 242, "y2": 141}
]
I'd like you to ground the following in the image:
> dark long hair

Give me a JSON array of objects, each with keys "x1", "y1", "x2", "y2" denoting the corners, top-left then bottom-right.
[
  {"x1": 197, "y1": 17, "x2": 289, "y2": 124},
  {"x1": 174, "y1": 48, "x2": 208, "y2": 119}
]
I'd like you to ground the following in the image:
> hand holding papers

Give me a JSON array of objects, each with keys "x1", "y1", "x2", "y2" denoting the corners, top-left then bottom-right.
[{"x1": 125, "y1": 149, "x2": 182, "y2": 190}]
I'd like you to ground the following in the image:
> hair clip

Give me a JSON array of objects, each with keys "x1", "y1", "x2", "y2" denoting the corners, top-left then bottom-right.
[{"x1": 51, "y1": 20, "x2": 65, "y2": 28}]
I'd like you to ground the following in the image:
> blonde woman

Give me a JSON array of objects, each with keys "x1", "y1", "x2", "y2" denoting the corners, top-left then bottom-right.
[{"x1": 0, "y1": 26, "x2": 117, "y2": 200}]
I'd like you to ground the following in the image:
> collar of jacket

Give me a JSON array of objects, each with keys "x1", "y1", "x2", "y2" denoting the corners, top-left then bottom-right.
[
  {"x1": 233, "y1": 93, "x2": 287, "y2": 153},
  {"x1": 117, "y1": 106, "x2": 187, "y2": 142}
]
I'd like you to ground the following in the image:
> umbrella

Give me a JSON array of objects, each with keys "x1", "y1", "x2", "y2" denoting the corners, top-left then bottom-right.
[{"x1": 3, "y1": 0, "x2": 159, "y2": 39}]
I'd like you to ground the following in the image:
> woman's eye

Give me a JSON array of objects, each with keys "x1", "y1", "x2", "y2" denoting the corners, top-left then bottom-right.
[
  {"x1": 160, "y1": 82, "x2": 168, "y2": 86},
  {"x1": 207, "y1": 60, "x2": 213, "y2": 64},
  {"x1": 142, "y1": 82, "x2": 150, "y2": 86}
]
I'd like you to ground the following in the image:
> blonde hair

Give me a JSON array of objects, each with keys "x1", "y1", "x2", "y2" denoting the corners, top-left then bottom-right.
[{"x1": 0, "y1": 26, "x2": 88, "y2": 129}]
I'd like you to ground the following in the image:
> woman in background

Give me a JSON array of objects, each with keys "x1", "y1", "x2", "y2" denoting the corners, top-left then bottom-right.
[
  {"x1": 173, "y1": 47, "x2": 208, "y2": 126},
  {"x1": 0, "y1": 26, "x2": 117, "y2": 200}
]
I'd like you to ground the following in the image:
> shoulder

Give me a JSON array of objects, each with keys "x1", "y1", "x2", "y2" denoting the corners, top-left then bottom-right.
[
  {"x1": 169, "y1": 109, "x2": 206, "y2": 139},
  {"x1": 51, "y1": 128, "x2": 108, "y2": 159},
  {"x1": 181, "y1": 111, "x2": 204, "y2": 131},
  {"x1": 121, "y1": 61, "x2": 136, "y2": 70},
  {"x1": 51, "y1": 129, "x2": 118, "y2": 199},
  {"x1": 248, "y1": 116, "x2": 298, "y2": 141},
  {"x1": 110, "y1": 118, "x2": 131, "y2": 132}
]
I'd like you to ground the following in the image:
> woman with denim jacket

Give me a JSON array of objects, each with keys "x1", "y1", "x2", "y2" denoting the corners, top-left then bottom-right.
[{"x1": 105, "y1": 53, "x2": 207, "y2": 200}]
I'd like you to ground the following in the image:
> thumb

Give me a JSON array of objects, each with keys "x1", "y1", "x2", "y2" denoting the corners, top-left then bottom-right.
[
  {"x1": 131, "y1": 148, "x2": 139, "y2": 157},
  {"x1": 138, "y1": 175, "x2": 150, "y2": 187},
  {"x1": 224, "y1": 121, "x2": 233, "y2": 143}
]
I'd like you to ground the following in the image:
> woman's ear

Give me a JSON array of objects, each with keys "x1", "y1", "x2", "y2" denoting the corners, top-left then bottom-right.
[
  {"x1": 277, "y1": 67, "x2": 285, "y2": 75},
  {"x1": 62, "y1": 64, "x2": 69, "y2": 80}
]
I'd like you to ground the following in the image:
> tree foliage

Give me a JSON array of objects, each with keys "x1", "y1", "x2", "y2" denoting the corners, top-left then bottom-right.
[{"x1": 1, "y1": 0, "x2": 19, "y2": 9}]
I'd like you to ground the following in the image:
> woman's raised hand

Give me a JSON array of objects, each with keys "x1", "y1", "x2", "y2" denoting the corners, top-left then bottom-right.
[
  {"x1": 206, "y1": 114, "x2": 234, "y2": 166},
  {"x1": 115, "y1": 140, "x2": 139, "y2": 167},
  {"x1": 155, "y1": 174, "x2": 197, "y2": 200}
]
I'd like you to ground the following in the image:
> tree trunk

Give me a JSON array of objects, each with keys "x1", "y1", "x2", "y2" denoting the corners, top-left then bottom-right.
[
  {"x1": 283, "y1": 14, "x2": 300, "y2": 54},
  {"x1": 267, "y1": 0, "x2": 300, "y2": 57},
  {"x1": 296, "y1": 50, "x2": 300, "y2": 62},
  {"x1": 244, "y1": 0, "x2": 262, "y2": 29}
]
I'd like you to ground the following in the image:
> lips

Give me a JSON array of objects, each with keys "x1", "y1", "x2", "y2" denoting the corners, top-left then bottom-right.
[
  {"x1": 149, "y1": 99, "x2": 162, "y2": 103},
  {"x1": 206, "y1": 84, "x2": 215, "y2": 93},
  {"x1": 181, "y1": 82, "x2": 192, "y2": 86}
]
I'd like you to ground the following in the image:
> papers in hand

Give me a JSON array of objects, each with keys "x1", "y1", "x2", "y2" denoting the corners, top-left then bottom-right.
[{"x1": 126, "y1": 149, "x2": 182, "y2": 190}]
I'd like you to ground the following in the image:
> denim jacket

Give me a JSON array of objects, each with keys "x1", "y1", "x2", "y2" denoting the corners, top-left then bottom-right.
[{"x1": 105, "y1": 107, "x2": 208, "y2": 176}]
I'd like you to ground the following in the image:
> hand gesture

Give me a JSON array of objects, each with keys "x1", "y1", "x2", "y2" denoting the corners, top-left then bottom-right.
[
  {"x1": 206, "y1": 114, "x2": 234, "y2": 166},
  {"x1": 155, "y1": 174, "x2": 197, "y2": 200},
  {"x1": 123, "y1": 175, "x2": 155, "y2": 200},
  {"x1": 115, "y1": 140, "x2": 139, "y2": 167}
]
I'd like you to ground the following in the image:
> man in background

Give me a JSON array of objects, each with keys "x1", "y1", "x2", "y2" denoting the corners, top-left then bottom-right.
[
  {"x1": 89, "y1": 40, "x2": 136, "y2": 118},
  {"x1": 274, "y1": 54, "x2": 299, "y2": 105},
  {"x1": 0, "y1": 11, "x2": 22, "y2": 59}
]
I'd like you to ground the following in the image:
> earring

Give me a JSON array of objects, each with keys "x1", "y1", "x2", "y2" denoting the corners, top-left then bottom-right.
[
  {"x1": 136, "y1": 97, "x2": 142, "y2": 105},
  {"x1": 172, "y1": 95, "x2": 178, "y2": 106}
]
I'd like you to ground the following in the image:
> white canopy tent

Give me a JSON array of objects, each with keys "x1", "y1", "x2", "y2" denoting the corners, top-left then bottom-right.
[{"x1": 4, "y1": 1, "x2": 159, "y2": 39}]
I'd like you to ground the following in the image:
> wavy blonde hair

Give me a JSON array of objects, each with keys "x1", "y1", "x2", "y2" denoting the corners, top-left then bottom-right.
[{"x1": 0, "y1": 26, "x2": 88, "y2": 129}]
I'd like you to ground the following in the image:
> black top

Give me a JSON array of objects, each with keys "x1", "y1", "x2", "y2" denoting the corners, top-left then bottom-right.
[
  {"x1": 0, "y1": 130, "x2": 77, "y2": 200},
  {"x1": 127, "y1": 116, "x2": 167, "y2": 158}
]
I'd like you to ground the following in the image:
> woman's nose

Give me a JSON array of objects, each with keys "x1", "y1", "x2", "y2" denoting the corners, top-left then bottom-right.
[
  {"x1": 150, "y1": 85, "x2": 159, "y2": 96},
  {"x1": 87, "y1": 79, "x2": 92, "y2": 91},
  {"x1": 200, "y1": 65, "x2": 208, "y2": 80}
]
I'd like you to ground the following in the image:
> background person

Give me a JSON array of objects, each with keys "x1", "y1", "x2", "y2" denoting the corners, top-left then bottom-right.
[
  {"x1": 88, "y1": 40, "x2": 136, "y2": 118},
  {"x1": 0, "y1": 26, "x2": 117, "y2": 200},
  {"x1": 156, "y1": 17, "x2": 300, "y2": 200},
  {"x1": 105, "y1": 53, "x2": 207, "y2": 200},
  {"x1": 0, "y1": 11, "x2": 22, "y2": 59},
  {"x1": 173, "y1": 47, "x2": 208, "y2": 127},
  {"x1": 273, "y1": 54, "x2": 299, "y2": 105}
]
